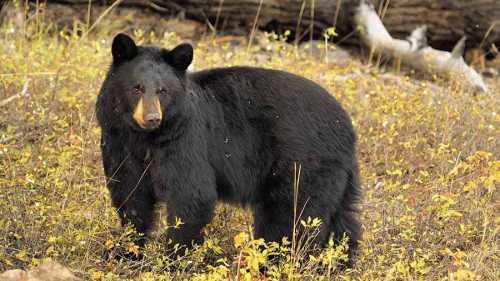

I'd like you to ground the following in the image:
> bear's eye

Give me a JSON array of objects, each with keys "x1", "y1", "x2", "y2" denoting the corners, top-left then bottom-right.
[
  {"x1": 158, "y1": 88, "x2": 167, "y2": 95},
  {"x1": 132, "y1": 85, "x2": 144, "y2": 95}
]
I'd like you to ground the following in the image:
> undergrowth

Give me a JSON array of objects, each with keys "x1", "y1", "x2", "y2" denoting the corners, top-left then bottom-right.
[{"x1": 0, "y1": 2, "x2": 498, "y2": 280}]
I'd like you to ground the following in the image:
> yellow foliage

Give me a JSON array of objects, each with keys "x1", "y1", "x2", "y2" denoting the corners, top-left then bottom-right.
[
  {"x1": 234, "y1": 232, "x2": 250, "y2": 249},
  {"x1": 0, "y1": 2, "x2": 498, "y2": 280}
]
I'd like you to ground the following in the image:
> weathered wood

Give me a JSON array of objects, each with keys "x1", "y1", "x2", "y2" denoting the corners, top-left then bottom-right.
[
  {"x1": 356, "y1": 1, "x2": 487, "y2": 92},
  {"x1": 49, "y1": 0, "x2": 500, "y2": 51}
]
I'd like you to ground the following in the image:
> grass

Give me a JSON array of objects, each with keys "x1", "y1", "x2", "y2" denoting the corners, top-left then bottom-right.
[{"x1": 0, "y1": 2, "x2": 499, "y2": 280}]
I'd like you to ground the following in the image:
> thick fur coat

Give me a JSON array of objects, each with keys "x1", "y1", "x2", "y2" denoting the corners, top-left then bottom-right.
[{"x1": 96, "y1": 33, "x2": 361, "y2": 263}]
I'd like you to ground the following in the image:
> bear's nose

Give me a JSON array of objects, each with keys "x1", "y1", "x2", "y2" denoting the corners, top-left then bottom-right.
[{"x1": 145, "y1": 113, "x2": 161, "y2": 128}]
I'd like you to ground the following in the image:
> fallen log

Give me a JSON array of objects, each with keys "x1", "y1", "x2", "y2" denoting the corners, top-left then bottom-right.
[
  {"x1": 50, "y1": 0, "x2": 500, "y2": 51},
  {"x1": 355, "y1": 0, "x2": 487, "y2": 92}
]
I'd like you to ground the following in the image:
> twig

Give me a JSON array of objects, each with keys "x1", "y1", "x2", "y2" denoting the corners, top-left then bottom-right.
[
  {"x1": 0, "y1": 72, "x2": 56, "y2": 77},
  {"x1": 293, "y1": 0, "x2": 307, "y2": 55},
  {"x1": 332, "y1": 0, "x2": 342, "y2": 29},
  {"x1": 309, "y1": 0, "x2": 315, "y2": 57},
  {"x1": 0, "y1": 132, "x2": 23, "y2": 144},
  {"x1": 148, "y1": 2, "x2": 170, "y2": 13},
  {"x1": 213, "y1": 0, "x2": 225, "y2": 35},
  {"x1": 247, "y1": 0, "x2": 264, "y2": 52},
  {"x1": 82, "y1": 0, "x2": 124, "y2": 38},
  {"x1": 479, "y1": 21, "x2": 498, "y2": 49},
  {"x1": 0, "y1": 79, "x2": 30, "y2": 107}
]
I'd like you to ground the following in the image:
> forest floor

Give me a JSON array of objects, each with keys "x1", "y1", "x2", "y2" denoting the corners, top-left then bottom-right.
[{"x1": 0, "y1": 3, "x2": 498, "y2": 281}]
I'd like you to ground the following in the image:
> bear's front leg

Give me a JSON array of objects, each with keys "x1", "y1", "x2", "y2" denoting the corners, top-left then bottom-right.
[
  {"x1": 110, "y1": 177, "x2": 156, "y2": 247},
  {"x1": 153, "y1": 159, "x2": 217, "y2": 250},
  {"x1": 101, "y1": 132, "x2": 157, "y2": 246}
]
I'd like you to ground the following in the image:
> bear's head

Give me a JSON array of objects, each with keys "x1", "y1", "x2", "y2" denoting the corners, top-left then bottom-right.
[{"x1": 107, "y1": 33, "x2": 193, "y2": 131}]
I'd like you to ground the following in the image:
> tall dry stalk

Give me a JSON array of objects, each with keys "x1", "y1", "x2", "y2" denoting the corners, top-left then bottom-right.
[
  {"x1": 288, "y1": 163, "x2": 320, "y2": 279},
  {"x1": 86, "y1": 0, "x2": 92, "y2": 30},
  {"x1": 247, "y1": 0, "x2": 264, "y2": 52},
  {"x1": 332, "y1": 0, "x2": 342, "y2": 29},
  {"x1": 83, "y1": 0, "x2": 124, "y2": 37},
  {"x1": 213, "y1": 0, "x2": 225, "y2": 37},
  {"x1": 309, "y1": 0, "x2": 315, "y2": 57},
  {"x1": 289, "y1": 162, "x2": 302, "y2": 280},
  {"x1": 294, "y1": 0, "x2": 307, "y2": 56}
]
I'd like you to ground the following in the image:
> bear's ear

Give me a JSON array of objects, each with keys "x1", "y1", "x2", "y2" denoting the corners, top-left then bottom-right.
[
  {"x1": 166, "y1": 43, "x2": 193, "y2": 71},
  {"x1": 112, "y1": 33, "x2": 137, "y2": 63}
]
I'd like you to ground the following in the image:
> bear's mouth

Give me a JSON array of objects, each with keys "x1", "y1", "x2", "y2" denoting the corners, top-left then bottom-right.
[
  {"x1": 126, "y1": 115, "x2": 161, "y2": 132},
  {"x1": 136, "y1": 122, "x2": 160, "y2": 131},
  {"x1": 138, "y1": 122, "x2": 161, "y2": 131}
]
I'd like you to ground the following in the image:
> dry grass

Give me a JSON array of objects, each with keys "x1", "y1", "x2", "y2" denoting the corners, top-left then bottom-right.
[{"x1": 0, "y1": 2, "x2": 499, "y2": 280}]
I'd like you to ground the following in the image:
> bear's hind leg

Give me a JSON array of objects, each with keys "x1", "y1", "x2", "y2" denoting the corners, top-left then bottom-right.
[
  {"x1": 329, "y1": 168, "x2": 361, "y2": 266},
  {"x1": 330, "y1": 209, "x2": 360, "y2": 263},
  {"x1": 253, "y1": 196, "x2": 332, "y2": 258},
  {"x1": 253, "y1": 202, "x2": 293, "y2": 245}
]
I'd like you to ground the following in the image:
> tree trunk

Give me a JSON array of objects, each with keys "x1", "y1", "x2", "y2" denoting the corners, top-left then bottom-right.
[{"x1": 51, "y1": 0, "x2": 500, "y2": 51}]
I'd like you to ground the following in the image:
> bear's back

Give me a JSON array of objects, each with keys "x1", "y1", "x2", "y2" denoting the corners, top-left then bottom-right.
[{"x1": 190, "y1": 66, "x2": 356, "y2": 162}]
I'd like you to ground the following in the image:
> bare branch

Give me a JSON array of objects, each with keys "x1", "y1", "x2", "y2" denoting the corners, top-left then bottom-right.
[{"x1": 0, "y1": 79, "x2": 31, "y2": 107}]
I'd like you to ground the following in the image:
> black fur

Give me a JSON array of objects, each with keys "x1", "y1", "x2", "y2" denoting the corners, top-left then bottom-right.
[{"x1": 96, "y1": 34, "x2": 361, "y2": 263}]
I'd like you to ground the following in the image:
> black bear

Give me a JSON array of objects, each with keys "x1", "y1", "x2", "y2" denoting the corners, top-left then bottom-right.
[{"x1": 96, "y1": 33, "x2": 361, "y2": 263}]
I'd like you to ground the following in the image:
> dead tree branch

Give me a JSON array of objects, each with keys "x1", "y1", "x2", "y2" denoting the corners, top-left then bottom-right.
[{"x1": 0, "y1": 79, "x2": 31, "y2": 107}]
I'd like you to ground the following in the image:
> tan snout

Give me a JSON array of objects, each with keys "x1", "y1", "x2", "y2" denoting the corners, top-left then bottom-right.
[{"x1": 133, "y1": 95, "x2": 163, "y2": 129}]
